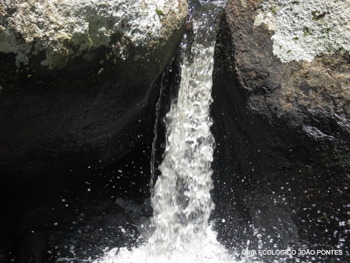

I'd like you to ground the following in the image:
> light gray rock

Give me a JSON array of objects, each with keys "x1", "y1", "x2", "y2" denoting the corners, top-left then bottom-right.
[
  {"x1": 254, "y1": 0, "x2": 350, "y2": 62},
  {"x1": 0, "y1": 0, "x2": 187, "y2": 69}
]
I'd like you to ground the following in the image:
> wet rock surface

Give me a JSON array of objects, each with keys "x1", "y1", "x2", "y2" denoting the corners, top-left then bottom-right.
[
  {"x1": 18, "y1": 201, "x2": 138, "y2": 263},
  {"x1": 211, "y1": 0, "x2": 350, "y2": 261},
  {"x1": 0, "y1": 134, "x2": 153, "y2": 263},
  {"x1": 0, "y1": 0, "x2": 188, "y2": 175}
]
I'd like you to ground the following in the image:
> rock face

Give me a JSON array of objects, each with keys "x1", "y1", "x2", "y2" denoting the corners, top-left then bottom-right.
[
  {"x1": 0, "y1": 0, "x2": 187, "y2": 69},
  {"x1": 0, "y1": 0, "x2": 188, "y2": 174},
  {"x1": 0, "y1": 132, "x2": 153, "y2": 262},
  {"x1": 212, "y1": 0, "x2": 350, "y2": 258}
]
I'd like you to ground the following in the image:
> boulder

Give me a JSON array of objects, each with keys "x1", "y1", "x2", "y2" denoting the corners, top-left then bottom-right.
[
  {"x1": 0, "y1": 0, "x2": 188, "y2": 174},
  {"x1": 212, "y1": 0, "x2": 350, "y2": 258}
]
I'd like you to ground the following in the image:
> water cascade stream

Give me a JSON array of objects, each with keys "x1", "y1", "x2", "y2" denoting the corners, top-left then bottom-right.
[{"x1": 93, "y1": 1, "x2": 257, "y2": 262}]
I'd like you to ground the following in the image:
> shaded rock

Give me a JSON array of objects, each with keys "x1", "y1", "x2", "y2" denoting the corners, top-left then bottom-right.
[
  {"x1": 211, "y1": 0, "x2": 350, "y2": 260},
  {"x1": 0, "y1": 0, "x2": 188, "y2": 174},
  {"x1": 17, "y1": 201, "x2": 139, "y2": 263},
  {"x1": 0, "y1": 130, "x2": 153, "y2": 262}
]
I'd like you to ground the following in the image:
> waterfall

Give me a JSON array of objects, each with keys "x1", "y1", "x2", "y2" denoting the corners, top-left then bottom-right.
[
  {"x1": 149, "y1": 2, "x2": 228, "y2": 250},
  {"x1": 92, "y1": 1, "x2": 254, "y2": 262},
  {"x1": 148, "y1": 40, "x2": 217, "y2": 255}
]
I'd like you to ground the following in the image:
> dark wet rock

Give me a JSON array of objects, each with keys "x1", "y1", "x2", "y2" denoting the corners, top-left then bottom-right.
[
  {"x1": 0, "y1": 129, "x2": 153, "y2": 263},
  {"x1": 0, "y1": 0, "x2": 188, "y2": 175},
  {"x1": 17, "y1": 201, "x2": 139, "y2": 263},
  {"x1": 211, "y1": 0, "x2": 350, "y2": 260}
]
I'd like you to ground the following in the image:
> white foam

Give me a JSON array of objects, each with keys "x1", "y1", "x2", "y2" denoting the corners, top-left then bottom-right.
[{"x1": 93, "y1": 226, "x2": 259, "y2": 263}]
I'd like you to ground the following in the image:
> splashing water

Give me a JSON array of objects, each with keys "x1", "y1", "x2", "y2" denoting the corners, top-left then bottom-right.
[
  {"x1": 93, "y1": 1, "x2": 260, "y2": 262},
  {"x1": 148, "y1": 40, "x2": 218, "y2": 254}
]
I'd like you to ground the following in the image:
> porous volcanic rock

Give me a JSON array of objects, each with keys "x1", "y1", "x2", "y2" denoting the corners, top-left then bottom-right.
[
  {"x1": 212, "y1": 0, "x2": 350, "y2": 259},
  {"x1": 0, "y1": 0, "x2": 188, "y2": 174}
]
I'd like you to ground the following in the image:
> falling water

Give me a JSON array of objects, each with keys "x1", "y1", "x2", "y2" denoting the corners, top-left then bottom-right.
[
  {"x1": 148, "y1": 39, "x2": 217, "y2": 255},
  {"x1": 92, "y1": 1, "x2": 259, "y2": 262},
  {"x1": 149, "y1": 2, "x2": 229, "y2": 251}
]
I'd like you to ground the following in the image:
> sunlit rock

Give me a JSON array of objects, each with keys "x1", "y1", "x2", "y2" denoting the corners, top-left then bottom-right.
[
  {"x1": 254, "y1": 0, "x2": 350, "y2": 62},
  {"x1": 0, "y1": 0, "x2": 187, "y2": 69}
]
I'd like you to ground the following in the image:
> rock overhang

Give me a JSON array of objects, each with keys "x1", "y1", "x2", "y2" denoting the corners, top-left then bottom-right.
[{"x1": 0, "y1": 0, "x2": 188, "y2": 70}]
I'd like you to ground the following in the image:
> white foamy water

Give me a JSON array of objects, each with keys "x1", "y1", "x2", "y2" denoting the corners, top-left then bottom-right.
[
  {"x1": 92, "y1": 1, "x2": 261, "y2": 262},
  {"x1": 93, "y1": 225, "x2": 245, "y2": 263},
  {"x1": 148, "y1": 42, "x2": 217, "y2": 254}
]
